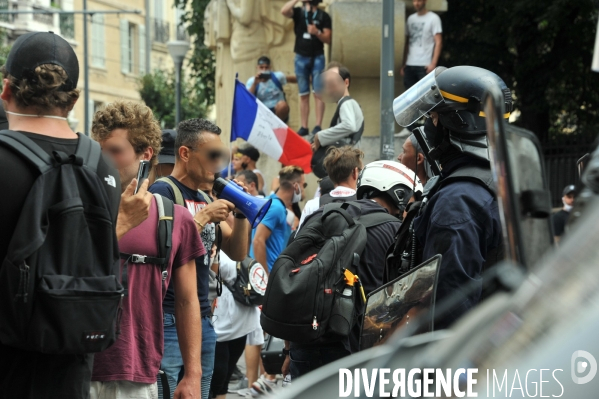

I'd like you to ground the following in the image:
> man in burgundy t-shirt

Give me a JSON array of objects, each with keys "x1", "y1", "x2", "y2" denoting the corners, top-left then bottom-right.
[
  {"x1": 91, "y1": 198, "x2": 204, "y2": 387},
  {"x1": 90, "y1": 101, "x2": 205, "y2": 399}
]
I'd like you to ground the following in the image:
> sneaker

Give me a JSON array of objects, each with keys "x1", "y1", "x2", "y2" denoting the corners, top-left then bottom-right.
[
  {"x1": 251, "y1": 376, "x2": 277, "y2": 396},
  {"x1": 237, "y1": 388, "x2": 253, "y2": 397},
  {"x1": 282, "y1": 374, "x2": 292, "y2": 387},
  {"x1": 311, "y1": 125, "x2": 322, "y2": 135},
  {"x1": 297, "y1": 127, "x2": 309, "y2": 137},
  {"x1": 228, "y1": 377, "x2": 248, "y2": 393}
]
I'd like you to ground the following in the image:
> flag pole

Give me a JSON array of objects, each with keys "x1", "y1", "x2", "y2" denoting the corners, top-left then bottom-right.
[{"x1": 229, "y1": 73, "x2": 239, "y2": 179}]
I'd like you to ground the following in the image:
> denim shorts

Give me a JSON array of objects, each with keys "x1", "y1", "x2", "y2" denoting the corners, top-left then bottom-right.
[{"x1": 294, "y1": 54, "x2": 325, "y2": 96}]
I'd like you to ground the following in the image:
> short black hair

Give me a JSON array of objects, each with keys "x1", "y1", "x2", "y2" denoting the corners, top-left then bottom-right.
[
  {"x1": 236, "y1": 170, "x2": 259, "y2": 187},
  {"x1": 240, "y1": 145, "x2": 260, "y2": 161},
  {"x1": 338, "y1": 66, "x2": 351, "y2": 87},
  {"x1": 175, "y1": 118, "x2": 221, "y2": 158},
  {"x1": 257, "y1": 56, "x2": 271, "y2": 65}
]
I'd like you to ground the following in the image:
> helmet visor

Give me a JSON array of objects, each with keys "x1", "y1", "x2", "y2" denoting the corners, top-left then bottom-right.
[{"x1": 393, "y1": 70, "x2": 443, "y2": 127}]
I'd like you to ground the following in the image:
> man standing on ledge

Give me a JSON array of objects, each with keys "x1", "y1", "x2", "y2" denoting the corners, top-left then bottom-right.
[
  {"x1": 282, "y1": 0, "x2": 332, "y2": 137},
  {"x1": 400, "y1": 0, "x2": 443, "y2": 90}
]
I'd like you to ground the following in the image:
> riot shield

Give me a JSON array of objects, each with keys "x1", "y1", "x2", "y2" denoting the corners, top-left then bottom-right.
[
  {"x1": 360, "y1": 255, "x2": 441, "y2": 350},
  {"x1": 483, "y1": 87, "x2": 554, "y2": 268}
]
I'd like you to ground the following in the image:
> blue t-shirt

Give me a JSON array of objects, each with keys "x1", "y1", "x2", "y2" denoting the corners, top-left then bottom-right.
[
  {"x1": 149, "y1": 176, "x2": 215, "y2": 317},
  {"x1": 246, "y1": 71, "x2": 287, "y2": 109},
  {"x1": 250, "y1": 195, "x2": 291, "y2": 271}
]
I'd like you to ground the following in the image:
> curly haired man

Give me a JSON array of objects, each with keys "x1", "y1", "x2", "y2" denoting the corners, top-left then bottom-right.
[{"x1": 91, "y1": 101, "x2": 205, "y2": 399}]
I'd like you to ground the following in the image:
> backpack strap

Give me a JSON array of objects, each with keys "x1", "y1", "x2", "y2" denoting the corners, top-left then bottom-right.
[
  {"x1": 0, "y1": 130, "x2": 54, "y2": 173},
  {"x1": 119, "y1": 194, "x2": 173, "y2": 295},
  {"x1": 270, "y1": 73, "x2": 284, "y2": 93},
  {"x1": 359, "y1": 211, "x2": 399, "y2": 229},
  {"x1": 197, "y1": 189, "x2": 213, "y2": 204},
  {"x1": 319, "y1": 193, "x2": 357, "y2": 207},
  {"x1": 329, "y1": 96, "x2": 352, "y2": 128},
  {"x1": 156, "y1": 177, "x2": 185, "y2": 206},
  {"x1": 74, "y1": 133, "x2": 102, "y2": 173},
  {"x1": 154, "y1": 194, "x2": 174, "y2": 282}
]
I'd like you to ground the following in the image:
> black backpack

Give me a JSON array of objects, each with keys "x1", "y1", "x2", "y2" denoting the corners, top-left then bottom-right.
[
  {"x1": 119, "y1": 193, "x2": 175, "y2": 295},
  {"x1": 260, "y1": 202, "x2": 397, "y2": 343},
  {"x1": 0, "y1": 131, "x2": 123, "y2": 355},
  {"x1": 225, "y1": 257, "x2": 267, "y2": 307}
]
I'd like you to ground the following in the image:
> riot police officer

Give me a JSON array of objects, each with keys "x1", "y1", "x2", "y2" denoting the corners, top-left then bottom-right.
[{"x1": 390, "y1": 65, "x2": 513, "y2": 329}]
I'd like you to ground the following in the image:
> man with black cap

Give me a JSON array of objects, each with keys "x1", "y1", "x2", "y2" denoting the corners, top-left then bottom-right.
[
  {"x1": 0, "y1": 31, "x2": 130, "y2": 399},
  {"x1": 239, "y1": 145, "x2": 265, "y2": 192},
  {"x1": 153, "y1": 129, "x2": 178, "y2": 182},
  {"x1": 552, "y1": 185, "x2": 576, "y2": 242}
]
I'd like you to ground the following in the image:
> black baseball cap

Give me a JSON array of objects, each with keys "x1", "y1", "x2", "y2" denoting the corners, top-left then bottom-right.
[
  {"x1": 159, "y1": 130, "x2": 177, "y2": 164},
  {"x1": 562, "y1": 185, "x2": 576, "y2": 196},
  {"x1": 240, "y1": 146, "x2": 260, "y2": 162},
  {"x1": 5, "y1": 31, "x2": 79, "y2": 91}
]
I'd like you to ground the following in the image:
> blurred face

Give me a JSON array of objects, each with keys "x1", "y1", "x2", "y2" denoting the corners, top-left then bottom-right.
[
  {"x1": 232, "y1": 153, "x2": 244, "y2": 172},
  {"x1": 322, "y1": 70, "x2": 346, "y2": 103},
  {"x1": 99, "y1": 128, "x2": 152, "y2": 192},
  {"x1": 257, "y1": 63, "x2": 270, "y2": 72},
  {"x1": 563, "y1": 193, "x2": 575, "y2": 206},
  {"x1": 179, "y1": 132, "x2": 226, "y2": 185},
  {"x1": 413, "y1": 0, "x2": 426, "y2": 12}
]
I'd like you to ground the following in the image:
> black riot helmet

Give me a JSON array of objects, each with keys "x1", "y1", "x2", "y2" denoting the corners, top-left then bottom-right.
[{"x1": 393, "y1": 66, "x2": 513, "y2": 162}]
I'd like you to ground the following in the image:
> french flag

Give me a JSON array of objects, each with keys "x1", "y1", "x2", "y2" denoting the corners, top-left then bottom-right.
[{"x1": 231, "y1": 79, "x2": 313, "y2": 173}]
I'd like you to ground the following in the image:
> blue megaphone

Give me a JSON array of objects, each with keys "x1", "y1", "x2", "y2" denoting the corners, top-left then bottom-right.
[{"x1": 213, "y1": 178, "x2": 272, "y2": 228}]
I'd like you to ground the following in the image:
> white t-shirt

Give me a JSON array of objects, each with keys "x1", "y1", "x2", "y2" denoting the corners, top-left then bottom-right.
[
  {"x1": 296, "y1": 186, "x2": 357, "y2": 233},
  {"x1": 406, "y1": 11, "x2": 442, "y2": 66},
  {"x1": 212, "y1": 251, "x2": 262, "y2": 342}
]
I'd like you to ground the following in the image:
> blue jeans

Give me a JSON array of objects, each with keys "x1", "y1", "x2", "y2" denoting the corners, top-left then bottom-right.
[
  {"x1": 158, "y1": 314, "x2": 217, "y2": 399},
  {"x1": 294, "y1": 54, "x2": 325, "y2": 96}
]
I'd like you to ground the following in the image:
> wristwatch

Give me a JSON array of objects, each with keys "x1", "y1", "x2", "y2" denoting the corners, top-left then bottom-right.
[{"x1": 282, "y1": 348, "x2": 290, "y2": 356}]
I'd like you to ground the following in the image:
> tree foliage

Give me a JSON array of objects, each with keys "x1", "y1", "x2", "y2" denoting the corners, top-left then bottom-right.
[
  {"x1": 441, "y1": 0, "x2": 599, "y2": 143},
  {"x1": 138, "y1": 69, "x2": 206, "y2": 129},
  {"x1": 174, "y1": 0, "x2": 215, "y2": 109}
]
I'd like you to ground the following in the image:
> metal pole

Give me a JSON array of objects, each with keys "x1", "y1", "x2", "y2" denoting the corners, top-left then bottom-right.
[
  {"x1": 175, "y1": 59, "x2": 182, "y2": 127},
  {"x1": 83, "y1": 0, "x2": 89, "y2": 135},
  {"x1": 145, "y1": 0, "x2": 151, "y2": 73},
  {"x1": 379, "y1": 0, "x2": 395, "y2": 160}
]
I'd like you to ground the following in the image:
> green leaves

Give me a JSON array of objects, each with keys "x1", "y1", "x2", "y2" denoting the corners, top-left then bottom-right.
[{"x1": 138, "y1": 69, "x2": 207, "y2": 129}]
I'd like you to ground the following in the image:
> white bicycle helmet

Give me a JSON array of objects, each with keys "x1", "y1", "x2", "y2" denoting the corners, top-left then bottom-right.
[{"x1": 357, "y1": 160, "x2": 423, "y2": 213}]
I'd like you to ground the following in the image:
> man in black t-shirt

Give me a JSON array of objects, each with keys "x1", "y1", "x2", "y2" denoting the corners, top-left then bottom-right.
[
  {"x1": 282, "y1": 0, "x2": 332, "y2": 137},
  {"x1": 149, "y1": 118, "x2": 250, "y2": 399},
  {"x1": 0, "y1": 32, "x2": 123, "y2": 399}
]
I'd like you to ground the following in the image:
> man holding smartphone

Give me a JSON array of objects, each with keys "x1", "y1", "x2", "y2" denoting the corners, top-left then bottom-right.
[
  {"x1": 246, "y1": 56, "x2": 296, "y2": 123},
  {"x1": 150, "y1": 118, "x2": 250, "y2": 399},
  {"x1": 91, "y1": 101, "x2": 204, "y2": 399}
]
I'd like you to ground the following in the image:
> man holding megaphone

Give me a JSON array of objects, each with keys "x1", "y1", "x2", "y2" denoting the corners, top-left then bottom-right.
[{"x1": 150, "y1": 118, "x2": 250, "y2": 399}]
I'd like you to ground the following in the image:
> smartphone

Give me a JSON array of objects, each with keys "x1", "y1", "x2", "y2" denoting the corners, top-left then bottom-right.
[
  {"x1": 134, "y1": 160, "x2": 151, "y2": 194},
  {"x1": 259, "y1": 72, "x2": 271, "y2": 81}
]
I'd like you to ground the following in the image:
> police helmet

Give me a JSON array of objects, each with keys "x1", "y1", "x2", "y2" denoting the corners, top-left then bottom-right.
[
  {"x1": 357, "y1": 160, "x2": 423, "y2": 214},
  {"x1": 393, "y1": 66, "x2": 513, "y2": 161}
]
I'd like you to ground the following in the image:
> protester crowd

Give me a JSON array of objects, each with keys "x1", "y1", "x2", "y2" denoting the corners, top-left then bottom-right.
[{"x1": 0, "y1": 1, "x2": 583, "y2": 399}]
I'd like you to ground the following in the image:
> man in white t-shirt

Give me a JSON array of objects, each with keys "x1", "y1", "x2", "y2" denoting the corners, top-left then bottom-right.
[
  {"x1": 296, "y1": 146, "x2": 364, "y2": 233},
  {"x1": 400, "y1": 0, "x2": 443, "y2": 90}
]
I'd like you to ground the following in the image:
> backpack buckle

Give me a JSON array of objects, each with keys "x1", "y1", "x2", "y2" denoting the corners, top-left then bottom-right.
[
  {"x1": 131, "y1": 254, "x2": 147, "y2": 263},
  {"x1": 162, "y1": 271, "x2": 168, "y2": 281}
]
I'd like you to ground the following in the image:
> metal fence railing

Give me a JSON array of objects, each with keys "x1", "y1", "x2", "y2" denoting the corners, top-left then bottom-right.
[{"x1": 153, "y1": 18, "x2": 170, "y2": 44}]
